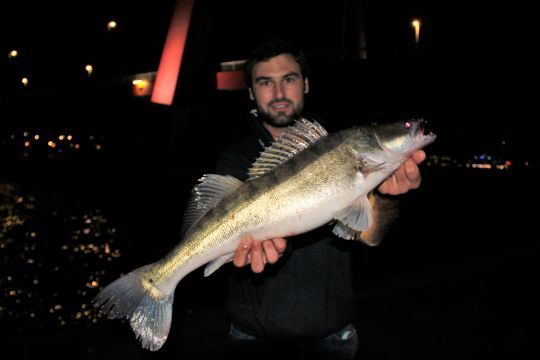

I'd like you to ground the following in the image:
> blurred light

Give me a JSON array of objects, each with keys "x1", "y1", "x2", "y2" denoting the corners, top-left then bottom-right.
[
  {"x1": 107, "y1": 20, "x2": 117, "y2": 31},
  {"x1": 216, "y1": 70, "x2": 246, "y2": 90},
  {"x1": 21, "y1": 77, "x2": 29, "y2": 87},
  {"x1": 220, "y1": 60, "x2": 245, "y2": 71},
  {"x1": 411, "y1": 19, "x2": 421, "y2": 44},
  {"x1": 85, "y1": 64, "x2": 93, "y2": 77},
  {"x1": 132, "y1": 79, "x2": 152, "y2": 96},
  {"x1": 472, "y1": 163, "x2": 492, "y2": 169},
  {"x1": 34, "y1": 135, "x2": 40, "y2": 140},
  {"x1": 9, "y1": 50, "x2": 18, "y2": 59}
]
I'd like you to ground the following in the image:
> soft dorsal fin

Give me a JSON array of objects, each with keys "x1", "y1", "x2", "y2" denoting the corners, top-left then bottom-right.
[
  {"x1": 181, "y1": 174, "x2": 243, "y2": 236},
  {"x1": 248, "y1": 118, "x2": 328, "y2": 180}
]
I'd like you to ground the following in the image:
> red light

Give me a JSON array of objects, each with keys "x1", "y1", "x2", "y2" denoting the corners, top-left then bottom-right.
[{"x1": 151, "y1": 0, "x2": 194, "y2": 105}]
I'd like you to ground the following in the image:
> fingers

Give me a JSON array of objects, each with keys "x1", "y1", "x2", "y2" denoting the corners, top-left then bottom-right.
[
  {"x1": 403, "y1": 158, "x2": 421, "y2": 189},
  {"x1": 233, "y1": 235, "x2": 253, "y2": 267},
  {"x1": 378, "y1": 152, "x2": 424, "y2": 195},
  {"x1": 271, "y1": 237, "x2": 287, "y2": 253},
  {"x1": 263, "y1": 240, "x2": 279, "y2": 264},
  {"x1": 264, "y1": 237, "x2": 287, "y2": 264},
  {"x1": 411, "y1": 150, "x2": 426, "y2": 164},
  {"x1": 249, "y1": 240, "x2": 265, "y2": 273},
  {"x1": 378, "y1": 173, "x2": 397, "y2": 195},
  {"x1": 233, "y1": 236, "x2": 288, "y2": 273}
]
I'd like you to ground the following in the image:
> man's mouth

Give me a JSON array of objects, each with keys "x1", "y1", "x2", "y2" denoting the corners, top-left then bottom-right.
[{"x1": 270, "y1": 101, "x2": 291, "y2": 110}]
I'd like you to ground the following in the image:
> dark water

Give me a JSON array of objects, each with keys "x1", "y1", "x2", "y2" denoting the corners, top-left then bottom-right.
[{"x1": 1, "y1": 154, "x2": 538, "y2": 359}]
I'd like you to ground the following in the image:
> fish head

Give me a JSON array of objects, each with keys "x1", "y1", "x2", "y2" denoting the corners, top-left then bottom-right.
[{"x1": 372, "y1": 118, "x2": 436, "y2": 156}]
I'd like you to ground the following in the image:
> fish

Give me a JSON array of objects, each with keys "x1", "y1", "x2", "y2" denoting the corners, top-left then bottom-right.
[{"x1": 92, "y1": 118, "x2": 436, "y2": 351}]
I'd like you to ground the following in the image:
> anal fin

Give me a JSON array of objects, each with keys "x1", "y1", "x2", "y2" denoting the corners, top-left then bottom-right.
[{"x1": 203, "y1": 253, "x2": 234, "y2": 277}]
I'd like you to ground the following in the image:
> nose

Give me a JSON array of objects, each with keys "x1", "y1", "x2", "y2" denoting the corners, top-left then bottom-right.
[{"x1": 273, "y1": 82, "x2": 284, "y2": 99}]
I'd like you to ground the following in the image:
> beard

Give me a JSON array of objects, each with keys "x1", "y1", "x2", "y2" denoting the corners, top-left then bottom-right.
[{"x1": 256, "y1": 98, "x2": 303, "y2": 128}]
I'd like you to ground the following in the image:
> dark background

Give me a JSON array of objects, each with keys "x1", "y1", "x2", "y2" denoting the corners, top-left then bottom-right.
[{"x1": 1, "y1": 1, "x2": 539, "y2": 359}]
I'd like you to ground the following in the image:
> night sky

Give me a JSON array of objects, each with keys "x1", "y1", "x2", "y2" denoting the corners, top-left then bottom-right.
[{"x1": 2, "y1": 1, "x2": 538, "y2": 155}]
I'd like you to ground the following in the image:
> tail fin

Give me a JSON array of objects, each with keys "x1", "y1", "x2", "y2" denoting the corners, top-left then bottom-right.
[{"x1": 92, "y1": 265, "x2": 174, "y2": 351}]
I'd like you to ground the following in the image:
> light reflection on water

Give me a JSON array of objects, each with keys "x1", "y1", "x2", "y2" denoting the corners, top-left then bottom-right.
[{"x1": 0, "y1": 180, "x2": 126, "y2": 335}]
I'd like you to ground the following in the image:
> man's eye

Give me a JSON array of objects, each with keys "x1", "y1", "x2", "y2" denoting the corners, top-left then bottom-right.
[
  {"x1": 260, "y1": 80, "x2": 270, "y2": 87},
  {"x1": 284, "y1": 77, "x2": 295, "y2": 83}
]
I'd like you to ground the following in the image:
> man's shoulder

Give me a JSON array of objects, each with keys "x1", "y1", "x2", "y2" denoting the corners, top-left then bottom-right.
[
  {"x1": 216, "y1": 135, "x2": 264, "y2": 180},
  {"x1": 221, "y1": 134, "x2": 263, "y2": 155}
]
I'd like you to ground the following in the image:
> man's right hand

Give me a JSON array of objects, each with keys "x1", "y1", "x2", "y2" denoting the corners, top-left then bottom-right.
[{"x1": 233, "y1": 235, "x2": 287, "y2": 273}]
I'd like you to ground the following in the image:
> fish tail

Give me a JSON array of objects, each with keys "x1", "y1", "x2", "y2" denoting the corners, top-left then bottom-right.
[{"x1": 92, "y1": 264, "x2": 174, "y2": 351}]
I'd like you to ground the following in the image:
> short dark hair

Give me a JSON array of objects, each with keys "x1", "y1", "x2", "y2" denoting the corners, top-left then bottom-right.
[{"x1": 243, "y1": 38, "x2": 309, "y2": 88}]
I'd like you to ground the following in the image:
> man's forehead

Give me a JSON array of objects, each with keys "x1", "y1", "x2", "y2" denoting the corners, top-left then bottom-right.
[{"x1": 252, "y1": 53, "x2": 301, "y2": 77}]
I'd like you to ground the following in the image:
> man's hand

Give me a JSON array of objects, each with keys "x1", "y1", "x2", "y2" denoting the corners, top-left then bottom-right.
[
  {"x1": 233, "y1": 235, "x2": 287, "y2": 273},
  {"x1": 378, "y1": 150, "x2": 426, "y2": 195}
]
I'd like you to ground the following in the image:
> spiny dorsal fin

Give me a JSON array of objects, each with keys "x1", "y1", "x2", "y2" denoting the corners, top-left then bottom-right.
[
  {"x1": 181, "y1": 174, "x2": 242, "y2": 236},
  {"x1": 248, "y1": 118, "x2": 328, "y2": 180}
]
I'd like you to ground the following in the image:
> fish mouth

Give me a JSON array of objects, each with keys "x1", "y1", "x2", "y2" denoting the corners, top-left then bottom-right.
[{"x1": 412, "y1": 118, "x2": 437, "y2": 144}]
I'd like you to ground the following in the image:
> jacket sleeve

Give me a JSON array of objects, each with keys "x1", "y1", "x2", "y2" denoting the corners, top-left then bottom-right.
[{"x1": 358, "y1": 192, "x2": 400, "y2": 246}]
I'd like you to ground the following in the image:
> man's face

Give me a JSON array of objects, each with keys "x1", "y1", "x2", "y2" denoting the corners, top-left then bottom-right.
[{"x1": 249, "y1": 53, "x2": 309, "y2": 127}]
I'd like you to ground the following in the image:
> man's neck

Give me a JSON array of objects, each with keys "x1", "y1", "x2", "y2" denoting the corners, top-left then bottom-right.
[{"x1": 262, "y1": 122, "x2": 285, "y2": 140}]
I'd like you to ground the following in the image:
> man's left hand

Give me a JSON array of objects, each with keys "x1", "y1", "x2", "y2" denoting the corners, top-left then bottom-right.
[{"x1": 377, "y1": 150, "x2": 426, "y2": 195}]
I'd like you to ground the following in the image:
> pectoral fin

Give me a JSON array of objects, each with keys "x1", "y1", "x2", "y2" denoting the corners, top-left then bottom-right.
[
  {"x1": 203, "y1": 253, "x2": 234, "y2": 277},
  {"x1": 354, "y1": 152, "x2": 387, "y2": 177},
  {"x1": 333, "y1": 195, "x2": 373, "y2": 239}
]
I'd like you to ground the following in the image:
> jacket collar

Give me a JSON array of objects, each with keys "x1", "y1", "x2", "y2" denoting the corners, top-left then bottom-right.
[{"x1": 247, "y1": 109, "x2": 275, "y2": 146}]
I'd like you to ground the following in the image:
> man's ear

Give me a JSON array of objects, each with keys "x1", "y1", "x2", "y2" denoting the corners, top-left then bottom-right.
[
  {"x1": 304, "y1": 78, "x2": 310, "y2": 94},
  {"x1": 249, "y1": 88, "x2": 255, "y2": 101}
]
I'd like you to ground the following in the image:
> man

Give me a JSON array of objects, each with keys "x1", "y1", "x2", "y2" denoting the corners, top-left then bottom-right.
[{"x1": 215, "y1": 39, "x2": 425, "y2": 359}]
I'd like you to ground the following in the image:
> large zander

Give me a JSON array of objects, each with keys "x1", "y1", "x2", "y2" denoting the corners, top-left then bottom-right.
[{"x1": 93, "y1": 118, "x2": 436, "y2": 350}]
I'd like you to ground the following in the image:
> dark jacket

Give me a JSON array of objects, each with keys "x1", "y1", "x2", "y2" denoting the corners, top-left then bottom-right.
[{"x1": 215, "y1": 112, "x2": 358, "y2": 340}]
